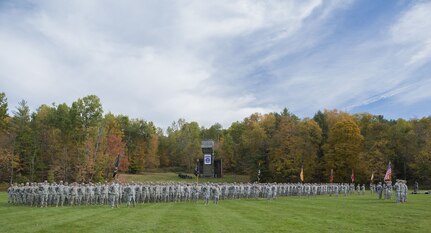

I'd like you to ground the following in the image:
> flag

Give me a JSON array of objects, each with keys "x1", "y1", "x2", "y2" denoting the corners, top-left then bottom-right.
[
  {"x1": 330, "y1": 169, "x2": 334, "y2": 183},
  {"x1": 384, "y1": 162, "x2": 392, "y2": 182},
  {"x1": 194, "y1": 159, "x2": 199, "y2": 177},
  {"x1": 257, "y1": 162, "x2": 261, "y2": 182},
  {"x1": 351, "y1": 169, "x2": 355, "y2": 183},
  {"x1": 300, "y1": 165, "x2": 304, "y2": 183},
  {"x1": 370, "y1": 172, "x2": 374, "y2": 182},
  {"x1": 112, "y1": 154, "x2": 120, "y2": 178}
]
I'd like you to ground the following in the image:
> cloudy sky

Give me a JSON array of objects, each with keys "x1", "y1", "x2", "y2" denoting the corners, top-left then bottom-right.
[{"x1": 1, "y1": 0, "x2": 431, "y2": 128}]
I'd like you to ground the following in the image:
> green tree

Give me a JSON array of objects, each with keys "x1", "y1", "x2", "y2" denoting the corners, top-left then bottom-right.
[
  {"x1": 0, "y1": 92, "x2": 8, "y2": 131},
  {"x1": 11, "y1": 100, "x2": 33, "y2": 182}
]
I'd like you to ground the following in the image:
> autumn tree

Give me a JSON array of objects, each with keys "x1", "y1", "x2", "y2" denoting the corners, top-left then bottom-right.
[
  {"x1": 324, "y1": 118, "x2": 364, "y2": 183},
  {"x1": 354, "y1": 113, "x2": 390, "y2": 182},
  {"x1": 241, "y1": 113, "x2": 271, "y2": 180},
  {"x1": 295, "y1": 119, "x2": 322, "y2": 182}
]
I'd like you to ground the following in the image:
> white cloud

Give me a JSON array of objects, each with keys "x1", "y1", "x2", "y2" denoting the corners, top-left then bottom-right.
[
  {"x1": 271, "y1": 1, "x2": 431, "y2": 114},
  {"x1": 390, "y1": 1, "x2": 431, "y2": 66},
  {"x1": 1, "y1": 0, "x2": 430, "y2": 129},
  {"x1": 1, "y1": 0, "x2": 337, "y2": 128}
]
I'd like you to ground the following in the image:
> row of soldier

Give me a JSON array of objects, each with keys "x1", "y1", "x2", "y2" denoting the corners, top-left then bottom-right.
[
  {"x1": 370, "y1": 180, "x2": 408, "y2": 203},
  {"x1": 7, "y1": 181, "x2": 369, "y2": 208}
]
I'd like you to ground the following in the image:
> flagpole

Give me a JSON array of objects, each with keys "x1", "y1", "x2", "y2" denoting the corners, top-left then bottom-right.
[
  {"x1": 257, "y1": 162, "x2": 261, "y2": 183},
  {"x1": 330, "y1": 169, "x2": 334, "y2": 184},
  {"x1": 196, "y1": 159, "x2": 199, "y2": 185}
]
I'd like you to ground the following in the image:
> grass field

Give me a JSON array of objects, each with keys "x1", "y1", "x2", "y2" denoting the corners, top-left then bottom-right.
[
  {"x1": 121, "y1": 172, "x2": 250, "y2": 183},
  {"x1": 0, "y1": 192, "x2": 430, "y2": 233}
]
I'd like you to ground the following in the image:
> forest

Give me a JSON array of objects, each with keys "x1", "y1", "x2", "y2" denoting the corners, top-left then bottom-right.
[{"x1": 1, "y1": 93, "x2": 430, "y2": 186}]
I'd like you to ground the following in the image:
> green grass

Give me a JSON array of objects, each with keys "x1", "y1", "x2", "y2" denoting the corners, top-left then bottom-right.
[
  {"x1": 0, "y1": 192, "x2": 430, "y2": 233},
  {"x1": 121, "y1": 172, "x2": 250, "y2": 183}
]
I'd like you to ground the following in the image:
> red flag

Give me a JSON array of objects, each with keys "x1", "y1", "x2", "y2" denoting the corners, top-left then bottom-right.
[
  {"x1": 351, "y1": 169, "x2": 355, "y2": 183},
  {"x1": 330, "y1": 169, "x2": 334, "y2": 183},
  {"x1": 384, "y1": 162, "x2": 392, "y2": 182}
]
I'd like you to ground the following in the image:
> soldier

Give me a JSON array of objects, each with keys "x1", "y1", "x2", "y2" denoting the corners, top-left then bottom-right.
[
  {"x1": 175, "y1": 185, "x2": 181, "y2": 203},
  {"x1": 203, "y1": 185, "x2": 210, "y2": 205},
  {"x1": 349, "y1": 183, "x2": 355, "y2": 195},
  {"x1": 377, "y1": 182, "x2": 383, "y2": 200},
  {"x1": 77, "y1": 184, "x2": 84, "y2": 205},
  {"x1": 383, "y1": 183, "x2": 388, "y2": 199},
  {"x1": 213, "y1": 185, "x2": 220, "y2": 205},
  {"x1": 48, "y1": 182, "x2": 57, "y2": 206},
  {"x1": 89, "y1": 183, "x2": 95, "y2": 205},
  {"x1": 401, "y1": 180, "x2": 408, "y2": 203},
  {"x1": 37, "y1": 183, "x2": 45, "y2": 207},
  {"x1": 94, "y1": 183, "x2": 101, "y2": 205},
  {"x1": 394, "y1": 180, "x2": 401, "y2": 203},
  {"x1": 27, "y1": 183, "x2": 35, "y2": 206},
  {"x1": 101, "y1": 182, "x2": 109, "y2": 205},
  {"x1": 162, "y1": 185, "x2": 168, "y2": 202},
  {"x1": 184, "y1": 184, "x2": 190, "y2": 202},
  {"x1": 142, "y1": 185, "x2": 148, "y2": 204},
  {"x1": 386, "y1": 182, "x2": 392, "y2": 200},
  {"x1": 128, "y1": 182, "x2": 136, "y2": 207},
  {"x1": 109, "y1": 181, "x2": 119, "y2": 208},
  {"x1": 266, "y1": 184, "x2": 273, "y2": 200},
  {"x1": 15, "y1": 183, "x2": 22, "y2": 205},
  {"x1": 334, "y1": 184, "x2": 339, "y2": 197},
  {"x1": 109, "y1": 182, "x2": 115, "y2": 207},
  {"x1": 118, "y1": 183, "x2": 123, "y2": 205},
  {"x1": 63, "y1": 182, "x2": 70, "y2": 206},
  {"x1": 135, "y1": 184, "x2": 142, "y2": 203},
  {"x1": 42, "y1": 181, "x2": 49, "y2": 207},
  {"x1": 123, "y1": 183, "x2": 131, "y2": 207},
  {"x1": 23, "y1": 182, "x2": 29, "y2": 205},
  {"x1": 56, "y1": 181, "x2": 65, "y2": 207},
  {"x1": 85, "y1": 183, "x2": 90, "y2": 204},
  {"x1": 69, "y1": 183, "x2": 78, "y2": 206},
  {"x1": 343, "y1": 184, "x2": 348, "y2": 197},
  {"x1": 7, "y1": 184, "x2": 13, "y2": 204},
  {"x1": 190, "y1": 184, "x2": 197, "y2": 203}
]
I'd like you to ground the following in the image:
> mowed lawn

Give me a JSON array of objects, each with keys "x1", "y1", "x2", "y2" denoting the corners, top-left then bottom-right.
[{"x1": 0, "y1": 192, "x2": 430, "y2": 233}]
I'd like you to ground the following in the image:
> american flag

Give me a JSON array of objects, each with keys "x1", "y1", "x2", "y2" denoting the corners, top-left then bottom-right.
[
  {"x1": 384, "y1": 162, "x2": 392, "y2": 181},
  {"x1": 351, "y1": 169, "x2": 355, "y2": 183}
]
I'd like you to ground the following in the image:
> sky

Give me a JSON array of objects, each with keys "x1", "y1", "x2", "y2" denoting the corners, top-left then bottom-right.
[{"x1": 1, "y1": 0, "x2": 431, "y2": 129}]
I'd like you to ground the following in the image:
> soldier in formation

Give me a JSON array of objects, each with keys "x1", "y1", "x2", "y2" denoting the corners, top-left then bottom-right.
[
  {"x1": 377, "y1": 182, "x2": 383, "y2": 199},
  {"x1": 8, "y1": 181, "x2": 382, "y2": 207},
  {"x1": 370, "y1": 183, "x2": 375, "y2": 195},
  {"x1": 393, "y1": 180, "x2": 408, "y2": 203}
]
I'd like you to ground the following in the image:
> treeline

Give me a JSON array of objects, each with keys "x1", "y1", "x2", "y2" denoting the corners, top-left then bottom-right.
[{"x1": 1, "y1": 93, "x2": 431, "y2": 186}]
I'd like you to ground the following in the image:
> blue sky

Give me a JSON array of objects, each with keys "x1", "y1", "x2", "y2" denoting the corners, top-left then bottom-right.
[{"x1": 1, "y1": 0, "x2": 431, "y2": 128}]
